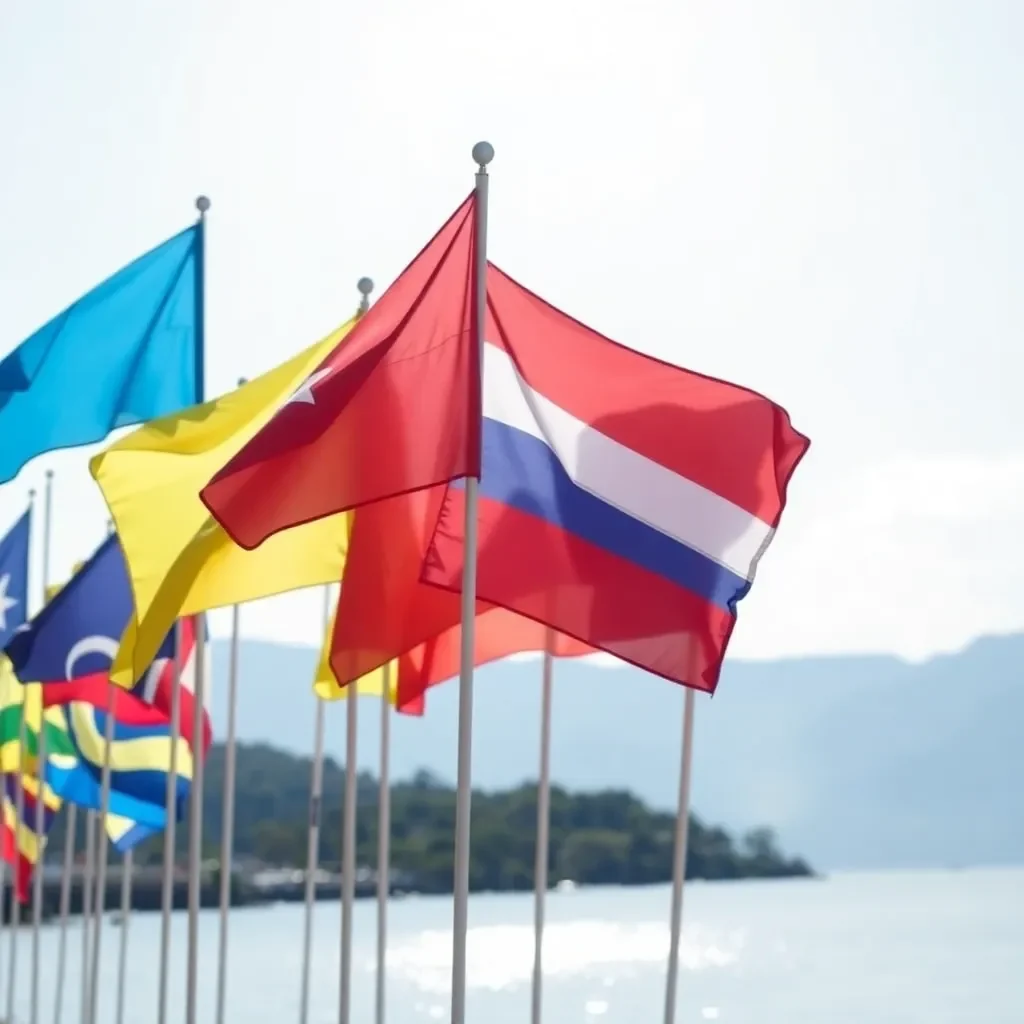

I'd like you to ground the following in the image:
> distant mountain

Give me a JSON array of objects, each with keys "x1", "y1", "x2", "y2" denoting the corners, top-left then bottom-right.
[{"x1": 206, "y1": 632, "x2": 1024, "y2": 872}]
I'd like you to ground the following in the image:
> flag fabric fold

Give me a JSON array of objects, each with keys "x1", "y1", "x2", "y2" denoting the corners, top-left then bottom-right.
[
  {"x1": 91, "y1": 319, "x2": 358, "y2": 685},
  {"x1": 201, "y1": 193, "x2": 480, "y2": 548},
  {"x1": 312, "y1": 603, "x2": 403, "y2": 706},
  {"x1": 0, "y1": 225, "x2": 203, "y2": 482}
]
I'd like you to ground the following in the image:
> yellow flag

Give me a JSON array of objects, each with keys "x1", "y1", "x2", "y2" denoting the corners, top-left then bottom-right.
[
  {"x1": 91, "y1": 318, "x2": 358, "y2": 687},
  {"x1": 312, "y1": 604, "x2": 397, "y2": 703}
]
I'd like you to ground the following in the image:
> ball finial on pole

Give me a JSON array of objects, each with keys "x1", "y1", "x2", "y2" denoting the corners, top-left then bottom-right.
[
  {"x1": 357, "y1": 276, "x2": 374, "y2": 313},
  {"x1": 472, "y1": 142, "x2": 495, "y2": 169},
  {"x1": 195, "y1": 195, "x2": 211, "y2": 215}
]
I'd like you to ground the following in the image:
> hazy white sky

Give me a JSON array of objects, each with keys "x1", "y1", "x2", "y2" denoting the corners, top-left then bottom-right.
[{"x1": 0, "y1": 0, "x2": 1020, "y2": 662}]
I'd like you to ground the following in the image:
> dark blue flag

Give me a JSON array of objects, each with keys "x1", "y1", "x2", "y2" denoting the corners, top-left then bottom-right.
[
  {"x1": 5, "y1": 535, "x2": 136, "y2": 680},
  {"x1": 4, "y1": 535, "x2": 209, "y2": 749},
  {"x1": 6, "y1": 535, "x2": 178, "y2": 683},
  {"x1": 0, "y1": 508, "x2": 31, "y2": 649}
]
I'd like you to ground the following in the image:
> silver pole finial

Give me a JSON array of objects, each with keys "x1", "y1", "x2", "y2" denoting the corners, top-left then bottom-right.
[
  {"x1": 195, "y1": 195, "x2": 211, "y2": 215},
  {"x1": 357, "y1": 277, "x2": 374, "y2": 313},
  {"x1": 472, "y1": 141, "x2": 495, "y2": 170}
]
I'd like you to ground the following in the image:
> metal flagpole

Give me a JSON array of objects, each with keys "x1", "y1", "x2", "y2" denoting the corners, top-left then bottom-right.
[
  {"x1": 87, "y1": 687, "x2": 118, "y2": 1024},
  {"x1": 157, "y1": 618, "x2": 183, "y2": 1024},
  {"x1": 7, "y1": 712, "x2": 28, "y2": 1024},
  {"x1": 449, "y1": 140, "x2": 493, "y2": 1024},
  {"x1": 530, "y1": 643, "x2": 555, "y2": 1024},
  {"x1": 338, "y1": 655, "x2": 358, "y2": 1024},
  {"x1": 6, "y1": 486, "x2": 36, "y2": 1024},
  {"x1": 336, "y1": 276, "x2": 374, "y2": 1024},
  {"x1": 299, "y1": 585, "x2": 332, "y2": 1024},
  {"x1": 29, "y1": 692, "x2": 46, "y2": 1024},
  {"x1": 663, "y1": 688, "x2": 696, "y2": 1024},
  {"x1": 214, "y1": 600, "x2": 241, "y2": 1024},
  {"x1": 185, "y1": 192, "x2": 211, "y2": 1024},
  {"x1": 30, "y1": 469, "x2": 54, "y2": 1024},
  {"x1": 375, "y1": 662, "x2": 392, "y2": 1024},
  {"x1": 80, "y1": 809, "x2": 96, "y2": 1024},
  {"x1": 185, "y1": 617, "x2": 209, "y2": 1024},
  {"x1": 214, "y1": 375, "x2": 246, "y2": 1024},
  {"x1": 85, "y1": 518, "x2": 119, "y2": 1024},
  {"x1": 115, "y1": 848, "x2": 133, "y2": 1024},
  {"x1": 52, "y1": 801, "x2": 77, "y2": 1024}
]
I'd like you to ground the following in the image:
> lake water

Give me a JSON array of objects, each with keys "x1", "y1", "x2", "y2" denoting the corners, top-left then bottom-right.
[{"x1": 3, "y1": 868, "x2": 1022, "y2": 1023}]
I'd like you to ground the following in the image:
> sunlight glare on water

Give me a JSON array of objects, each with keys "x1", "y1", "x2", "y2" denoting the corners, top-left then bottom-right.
[
  {"x1": 379, "y1": 917, "x2": 742, "y2": 994},
  {"x1": 4, "y1": 869, "x2": 1022, "y2": 1023}
]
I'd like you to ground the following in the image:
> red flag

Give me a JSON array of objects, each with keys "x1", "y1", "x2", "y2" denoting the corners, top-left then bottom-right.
[
  {"x1": 202, "y1": 195, "x2": 481, "y2": 550},
  {"x1": 325, "y1": 263, "x2": 807, "y2": 692}
]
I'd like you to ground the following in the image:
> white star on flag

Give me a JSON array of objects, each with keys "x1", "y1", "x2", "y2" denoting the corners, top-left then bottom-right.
[
  {"x1": 0, "y1": 573, "x2": 18, "y2": 631},
  {"x1": 285, "y1": 367, "x2": 333, "y2": 407}
]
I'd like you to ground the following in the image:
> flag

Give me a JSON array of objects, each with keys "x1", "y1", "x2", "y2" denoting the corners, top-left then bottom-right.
[
  {"x1": 0, "y1": 225, "x2": 204, "y2": 482},
  {"x1": 0, "y1": 670, "x2": 162, "y2": 873},
  {"x1": 0, "y1": 508, "x2": 30, "y2": 648},
  {"x1": 1, "y1": 604, "x2": 166, "y2": 870},
  {"x1": 0, "y1": 667, "x2": 66, "y2": 901},
  {"x1": 267, "y1": 261, "x2": 807, "y2": 692},
  {"x1": 419, "y1": 264, "x2": 809, "y2": 689},
  {"x1": 201, "y1": 194, "x2": 480, "y2": 548},
  {"x1": 5, "y1": 539, "x2": 213, "y2": 751},
  {"x1": 90, "y1": 320, "x2": 357, "y2": 687},
  {"x1": 2, "y1": 769, "x2": 60, "y2": 903}
]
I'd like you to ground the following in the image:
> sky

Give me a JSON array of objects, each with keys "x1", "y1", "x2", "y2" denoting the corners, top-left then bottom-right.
[{"x1": 0, "y1": 0, "x2": 1021, "y2": 664}]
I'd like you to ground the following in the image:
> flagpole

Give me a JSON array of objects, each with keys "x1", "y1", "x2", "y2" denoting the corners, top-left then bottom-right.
[
  {"x1": 336, "y1": 276, "x2": 373, "y2": 1024},
  {"x1": 114, "y1": 847, "x2": 133, "y2": 1024},
  {"x1": 30, "y1": 470, "x2": 53, "y2": 1024},
  {"x1": 339, "y1": 655, "x2": 358, "y2": 1024},
  {"x1": 215, "y1": 372, "x2": 245, "y2": 1024},
  {"x1": 87, "y1": 687, "x2": 117, "y2": 1024},
  {"x1": 185, "y1": 616, "x2": 209, "y2": 1024},
  {"x1": 156, "y1": 618, "x2": 183, "y2": 1024},
  {"x1": 531, "y1": 642, "x2": 554, "y2": 1024},
  {"x1": 84, "y1": 519, "x2": 119, "y2": 1024},
  {"x1": 52, "y1": 801, "x2": 76, "y2": 1024},
  {"x1": 5, "y1": 709, "x2": 27, "y2": 1024},
  {"x1": 375, "y1": 662, "x2": 391, "y2": 1024},
  {"x1": 185, "y1": 192, "x2": 211, "y2": 1024},
  {"x1": 663, "y1": 687, "x2": 696, "y2": 1024},
  {"x1": 80, "y1": 809, "x2": 96, "y2": 1024},
  {"x1": 450, "y1": 140, "x2": 492, "y2": 1024},
  {"x1": 299, "y1": 584, "x2": 332, "y2": 1024},
  {"x1": 5, "y1": 486, "x2": 35, "y2": 1024},
  {"x1": 214, "y1": 600, "x2": 241, "y2": 1024}
]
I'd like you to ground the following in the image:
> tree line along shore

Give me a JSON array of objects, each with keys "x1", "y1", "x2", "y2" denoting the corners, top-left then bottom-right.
[{"x1": 4, "y1": 740, "x2": 812, "y2": 921}]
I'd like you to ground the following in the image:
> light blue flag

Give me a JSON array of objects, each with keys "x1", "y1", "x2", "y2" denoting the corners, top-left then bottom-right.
[{"x1": 0, "y1": 223, "x2": 204, "y2": 482}]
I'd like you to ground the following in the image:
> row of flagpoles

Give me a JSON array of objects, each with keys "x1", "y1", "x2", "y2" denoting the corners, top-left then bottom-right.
[
  {"x1": 0, "y1": 477, "x2": 699, "y2": 1024},
  {"x1": 0, "y1": 138, "x2": 807, "y2": 1024}
]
